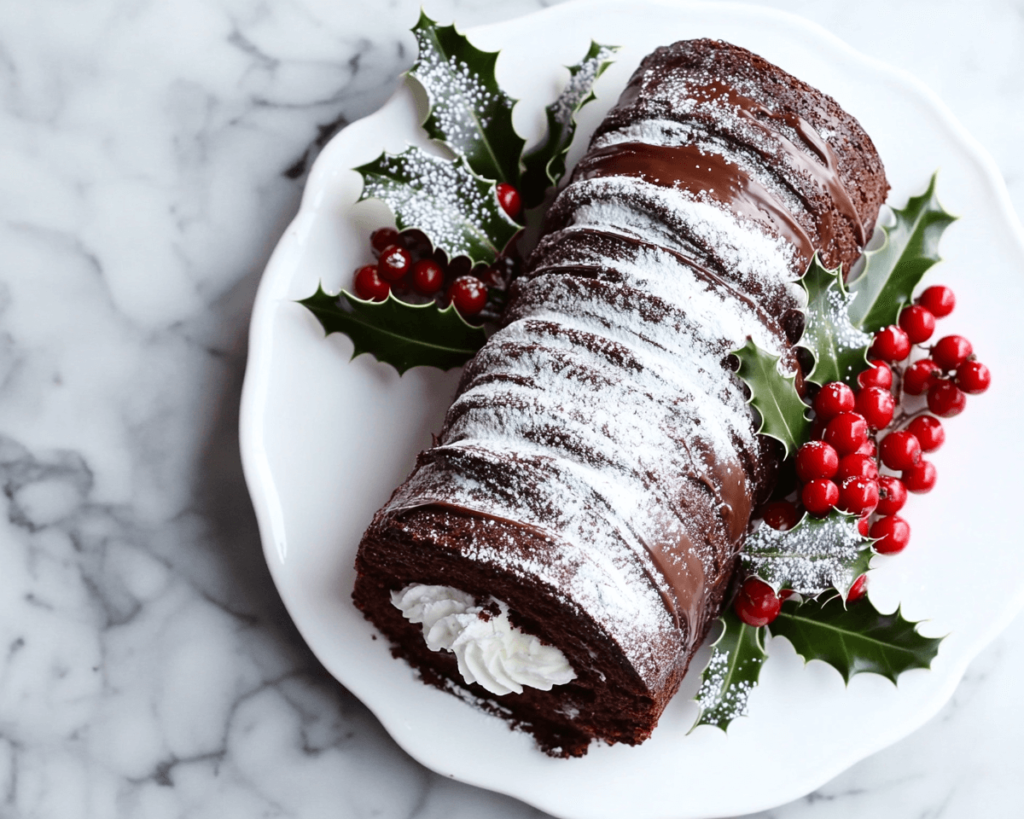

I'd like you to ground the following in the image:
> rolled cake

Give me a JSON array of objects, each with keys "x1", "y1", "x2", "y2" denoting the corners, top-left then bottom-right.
[{"x1": 353, "y1": 38, "x2": 888, "y2": 756}]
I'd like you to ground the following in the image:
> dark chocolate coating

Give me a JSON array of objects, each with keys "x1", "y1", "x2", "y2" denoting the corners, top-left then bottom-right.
[{"x1": 353, "y1": 38, "x2": 888, "y2": 756}]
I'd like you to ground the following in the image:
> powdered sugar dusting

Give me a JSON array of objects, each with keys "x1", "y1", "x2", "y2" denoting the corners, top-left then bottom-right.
[
  {"x1": 741, "y1": 513, "x2": 871, "y2": 596},
  {"x1": 551, "y1": 45, "x2": 618, "y2": 127},
  {"x1": 360, "y1": 148, "x2": 515, "y2": 260},
  {"x1": 379, "y1": 53, "x2": 811, "y2": 689},
  {"x1": 410, "y1": 27, "x2": 507, "y2": 153},
  {"x1": 695, "y1": 647, "x2": 755, "y2": 723}
]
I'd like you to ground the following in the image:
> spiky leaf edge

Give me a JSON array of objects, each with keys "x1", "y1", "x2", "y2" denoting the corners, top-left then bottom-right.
[
  {"x1": 406, "y1": 11, "x2": 525, "y2": 186},
  {"x1": 354, "y1": 147, "x2": 520, "y2": 268},
  {"x1": 520, "y1": 41, "x2": 619, "y2": 208},
  {"x1": 848, "y1": 173, "x2": 958, "y2": 333},
  {"x1": 797, "y1": 254, "x2": 873, "y2": 387},
  {"x1": 732, "y1": 338, "x2": 811, "y2": 458},
  {"x1": 768, "y1": 595, "x2": 944, "y2": 684},
  {"x1": 692, "y1": 608, "x2": 768, "y2": 732},
  {"x1": 742, "y1": 510, "x2": 874, "y2": 598},
  {"x1": 298, "y1": 284, "x2": 487, "y2": 375}
]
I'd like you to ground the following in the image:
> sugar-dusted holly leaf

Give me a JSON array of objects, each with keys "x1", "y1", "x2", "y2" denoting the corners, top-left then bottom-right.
[
  {"x1": 520, "y1": 41, "x2": 618, "y2": 208},
  {"x1": 769, "y1": 595, "x2": 943, "y2": 684},
  {"x1": 741, "y1": 510, "x2": 873, "y2": 598},
  {"x1": 355, "y1": 148, "x2": 520, "y2": 267},
  {"x1": 799, "y1": 254, "x2": 873, "y2": 387},
  {"x1": 407, "y1": 11, "x2": 524, "y2": 186},
  {"x1": 692, "y1": 609, "x2": 767, "y2": 731},
  {"x1": 732, "y1": 338, "x2": 810, "y2": 458},
  {"x1": 298, "y1": 284, "x2": 487, "y2": 374},
  {"x1": 848, "y1": 173, "x2": 957, "y2": 333}
]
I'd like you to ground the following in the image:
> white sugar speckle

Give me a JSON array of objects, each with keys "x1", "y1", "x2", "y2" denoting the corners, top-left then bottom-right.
[
  {"x1": 378, "y1": 49, "x2": 819, "y2": 690},
  {"x1": 412, "y1": 32, "x2": 506, "y2": 151},
  {"x1": 742, "y1": 514, "x2": 869, "y2": 595}
]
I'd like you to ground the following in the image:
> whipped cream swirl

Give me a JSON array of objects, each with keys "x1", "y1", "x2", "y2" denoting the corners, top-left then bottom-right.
[{"x1": 391, "y1": 585, "x2": 576, "y2": 696}]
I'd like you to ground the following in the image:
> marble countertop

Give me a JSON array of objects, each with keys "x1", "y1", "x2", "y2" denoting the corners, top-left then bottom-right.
[{"x1": 3, "y1": 1, "x2": 1021, "y2": 817}]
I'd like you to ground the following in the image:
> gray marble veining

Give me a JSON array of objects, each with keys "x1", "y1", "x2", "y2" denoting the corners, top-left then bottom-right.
[{"x1": 1, "y1": 1, "x2": 1021, "y2": 817}]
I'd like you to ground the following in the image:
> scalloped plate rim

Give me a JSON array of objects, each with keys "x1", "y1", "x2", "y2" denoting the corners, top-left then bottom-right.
[{"x1": 239, "y1": 2, "x2": 1024, "y2": 817}]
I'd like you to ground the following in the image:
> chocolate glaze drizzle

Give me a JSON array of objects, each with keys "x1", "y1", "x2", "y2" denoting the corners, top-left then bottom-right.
[
  {"x1": 360, "y1": 39, "x2": 889, "y2": 696},
  {"x1": 548, "y1": 73, "x2": 866, "y2": 639}
]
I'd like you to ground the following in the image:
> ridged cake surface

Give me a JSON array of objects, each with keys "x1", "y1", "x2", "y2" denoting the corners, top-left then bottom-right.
[{"x1": 353, "y1": 38, "x2": 888, "y2": 756}]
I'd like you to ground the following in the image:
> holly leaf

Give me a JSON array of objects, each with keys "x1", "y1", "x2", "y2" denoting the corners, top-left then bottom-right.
[
  {"x1": 848, "y1": 173, "x2": 957, "y2": 333},
  {"x1": 798, "y1": 254, "x2": 873, "y2": 387},
  {"x1": 768, "y1": 595, "x2": 943, "y2": 684},
  {"x1": 355, "y1": 147, "x2": 520, "y2": 267},
  {"x1": 732, "y1": 338, "x2": 810, "y2": 458},
  {"x1": 298, "y1": 284, "x2": 487, "y2": 374},
  {"x1": 407, "y1": 11, "x2": 524, "y2": 186},
  {"x1": 693, "y1": 609, "x2": 767, "y2": 731},
  {"x1": 520, "y1": 42, "x2": 618, "y2": 208},
  {"x1": 741, "y1": 510, "x2": 873, "y2": 598}
]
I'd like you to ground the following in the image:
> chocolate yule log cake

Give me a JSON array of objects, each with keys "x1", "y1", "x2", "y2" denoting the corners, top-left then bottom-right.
[{"x1": 353, "y1": 38, "x2": 888, "y2": 756}]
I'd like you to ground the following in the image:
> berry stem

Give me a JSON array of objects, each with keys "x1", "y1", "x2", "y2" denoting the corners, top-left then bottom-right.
[{"x1": 891, "y1": 407, "x2": 931, "y2": 430}]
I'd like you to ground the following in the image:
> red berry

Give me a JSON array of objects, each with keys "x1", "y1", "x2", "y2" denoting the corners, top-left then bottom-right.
[
  {"x1": 401, "y1": 229, "x2": 431, "y2": 257},
  {"x1": 478, "y1": 267, "x2": 503, "y2": 287},
  {"x1": 353, "y1": 264, "x2": 390, "y2": 302},
  {"x1": 858, "y1": 360, "x2": 893, "y2": 390},
  {"x1": 795, "y1": 440, "x2": 840, "y2": 482},
  {"x1": 377, "y1": 244, "x2": 412, "y2": 282},
  {"x1": 370, "y1": 227, "x2": 400, "y2": 256},
  {"x1": 879, "y1": 430, "x2": 922, "y2": 470},
  {"x1": 847, "y1": 574, "x2": 868, "y2": 603},
  {"x1": 870, "y1": 325, "x2": 912, "y2": 362},
  {"x1": 761, "y1": 500, "x2": 800, "y2": 531},
  {"x1": 838, "y1": 476, "x2": 880, "y2": 516},
  {"x1": 823, "y1": 412, "x2": 869, "y2": 456},
  {"x1": 447, "y1": 276, "x2": 489, "y2": 317},
  {"x1": 955, "y1": 360, "x2": 991, "y2": 395},
  {"x1": 802, "y1": 478, "x2": 839, "y2": 515},
  {"x1": 871, "y1": 515, "x2": 911, "y2": 554},
  {"x1": 814, "y1": 382, "x2": 856, "y2": 421},
  {"x1": 734, "y1": 577, "x2": 782, "y2": 627},
  {"x1": 857, "y1": 515, "x2": 871, "y2": 536},
  {"x1": 903, "y1": 359, "x2": 942, "y2": 396},
  {"x1": 876, "y1": 475, "x2": 908, "y2": 515},
  {"x1": 898, "y1": 304, "x2": 936, "y2": 344},
  {"x1": 411, "y1": 259, "x2": 445, "y2": 295},
  {"x1": 855, "y1": 386, "x2": 895, "y2": 429},
  {"x1": 932, "y1": 335, "x2": 973, "y2": 370},
  {"x1": 836, "y1": 453, "x2": 879, "y2": 483},
  {"x1": 902, "y1": 460, "x2": 937, "y2": 494},
  {"x1": 496, "y1": 183, "x2": 522, "y2": 220},
  {"x1": 917, "y1": 285, "x2": 955, "y2": 318},
  {"x1": 854, "y1": 438, "x2": 877, "y2": 458},
  {"x1": 907, "y1": 415, "x2": 945, "y2": 452},
  {"x1": 927, "y1": 380, "x2": 967, "y2": 417}
]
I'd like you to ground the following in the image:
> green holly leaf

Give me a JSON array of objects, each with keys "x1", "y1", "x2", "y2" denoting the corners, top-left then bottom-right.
[
  {"x1": 732, "y1": 338, "x2": 810, "y2": 458},
  {"x1": 298, "y1": 284, "x2": 487, "y2": 374},
  {"x1": 848, "y1": 173, "x2": 957, "y2": 333},
  {"x1": 407, "y1": 11, "x2": 525, "y2": 186},
  {"x1": 741, "y1": 510, "x2": 873, "y2": 598},
  {"x1": 520, "y1": 42, "x2": 618, "y2": 208},
  {"x1": 693, "y1": 609, "x2": 767, "y2": 731},
  {"x1": 355, "y1": 147, "x2": 520, "y2": 267},
  {"x1": 769, "y1": 595, "x2": 943, "y2": 684},
  {"x1": 798, "y1": 254, "x2": 873, "y2": 387}
]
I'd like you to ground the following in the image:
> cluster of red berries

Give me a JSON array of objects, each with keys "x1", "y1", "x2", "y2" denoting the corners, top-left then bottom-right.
[
  {"x1": 736, "y1": 285, "x2": 991, "y2": 629},
  {"x1": 351, "y1": 183, "x2": 523, "y2": 319}
]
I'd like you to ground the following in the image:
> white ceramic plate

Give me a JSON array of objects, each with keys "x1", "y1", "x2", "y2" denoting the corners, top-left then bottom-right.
[{"x1": 239, "y1": 2, "x2": 1024, "y2": 816}]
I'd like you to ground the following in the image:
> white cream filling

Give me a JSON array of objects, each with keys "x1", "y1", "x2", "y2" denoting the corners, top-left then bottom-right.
[{"x1": 390, "y1": 584, "x2": 576, "y2": 696}]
